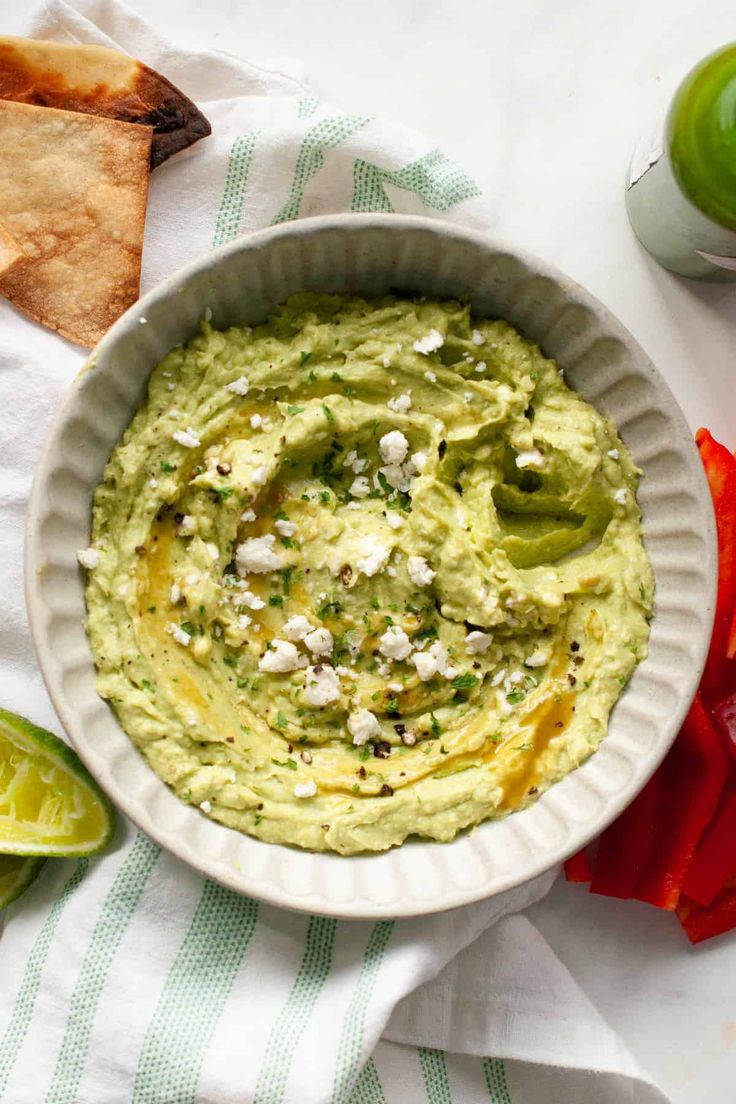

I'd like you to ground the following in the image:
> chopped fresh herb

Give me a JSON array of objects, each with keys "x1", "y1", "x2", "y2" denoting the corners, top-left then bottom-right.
[
  {"x1": 322, "y1": 403, "x2": 334, "y2": 424},
  {"x1": 384, "y1": 615, "x2": 394, "y2": 627},
  {"x1": 359, "y1": 745, "x2": 372, "y2": 761},
  {"x1": 317, "y1": 598, "x2": 342, "y2": 620},
  {"x1": 343, "y1": 384, "x2": 356, "y2": 398},
  {"x1": 430, "y1": 713, "x2": 441, "y2": 738},
  {"x1": 440, "y1": 745, "x2": 448, "y2": 755},
  {"x1": 275, "y1": 509, "x2": 289, "y2": 520},
  {"x1": 330, "y1": 371, "x2": 343, "y2": 382},
  {"x1": 275, "y1": 712, "x2": 288, "y2": 729},
  {"x1": 272, "y1": 757, "x2": 298, "y2": 771},
  {"x1": 199, "y1": 605, "x2": 206, "y2": 615},
  {"x1": 180, "y1": 620, "x2": 197, "y2": 636},
  {"x1": 370, "y1": 597, "x2": 380, "y2": 611},
  {"x1": 385, "y1": 697, "x2": 399, "y2": 713},
  {"x1": 280, "y1": 566, "x2": 295, "y2": 595},
  {"x1": 300, "y1": 351, "x2": 312, "y2": 366},
  {"x1": 160, "y1": 460, "x2": 176, "y2": 474},
  {"x1": 223, "y1": 655, "x2": 238, "y2": 668},
  {"x1": 301, "y1": 493, "x2": 310, "y2": 501},
  {"x1": 236, "y1": 678, "x2": 247, "y2": 689},
  {"x1": 254, "y1": 813, "x2": 263, "y2": 826},
  {"x1": 319, "y1": 489, "x2": 330, "y2": 505},
  {"x1": 639, "y1": 582, "x2": 647, "y2": 602},
  {"x1": 281, "y1": 536, "x2": 294, "y2": 549},
  {"x1": 452, "y1": 672, "x2": 477, "y2": 691},
  {"x1": 213, "y1": 485, "x2": 234, "y2": 500},
  {"x1": 147, "y1": 605, "x2": 156, "y2": 614},
  {"x1": 141, "y1": 679, "x2": 155, "y2": 693},
  {"x1": 506, "y1": 689, "x2": 526, "y2": 703},
  {"x1": 416, "y1": 623, "x2": 438, "y2": 641},
  {"x1": 308, "y1": 369, "x2": 317, "y2": 383},
  {"x1": 351, "y1": 783, "x2": 360, "y2": 794},
  {"x1": 269, "y1": 594, "x2": 284, "y2": 607},
  {"x1": 287, "y1": 405, "x2": 306, "y2": 416}
]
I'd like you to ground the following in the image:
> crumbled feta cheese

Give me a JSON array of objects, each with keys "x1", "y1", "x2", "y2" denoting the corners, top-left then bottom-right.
[
  {"x1": 166, "y1": 622, "x2": 191, "y2": 646},
  {"x1": 275, "y1": 518, "x2": 297, "y2": 538},
  {"x1": 226, "y1": 375, "x2": 250, "y2": 396},
  {"x1": 349, "y1": 475, "x2": 371, "y2": 498},
  {"x1": 387, "y1": 681, "x2": 403, "y2": 693},
  {"x1": 178, "y1": 515, "x2": 196, "y2": 535},
  {"x1": 139, "y1": 317, "x2": 148, "y2": 325},
  {"x1": 205, "y1": 542, "x2": 219, "y2": 562},
  {"x1": 240, "y1": 508, "x2": 256, "y2": 523},
  {"x1": 413, "y1": 329, "x2": 444, "y2": 355},
  {"x1": 347, "y1": 501, "x2": 361, "y2": 511},
  {"x1": 386, "y1": 566, "x2": 397, "y2": 577},
  {"x1": 76, "y1": 547, "x2": 99, "y2": 570},
  {"x1": 199, "y1": 800, "x2": 212, "y2": 813},
  {"x1": 424, "y1": 370, "x2": 437, "y2": 383},
  {"x1": 347, "y1": 708, "x2": 382, "y2": 745},
  {"x1": 386, "y1": 513, "x2": 403, "y2": 529},
  {"x1": 294, "y1": 779, "x2": 317, "y2": 798},
  {"x1": 411, "y1": 651, "x2": 438, "y2": 681},
  {"x1": 471, "y1": 329, "x2": 485, "y2": 346},
  {"x1": 304, "y1": 627, "x2": 333, "y2": 657},
  {"x1": 250, "y1": 413, "x2": 263, "y2": 429},
  {"x1": 613, "y1": 488, "x2": 627, "y2": 505},
  {"x1": 283, "y1": 615, "x2": 313, "y2": 641},
  {"x1": 173, "y1": 428, "x2": 200, "y2": 449},
  {"x1": 407, "y1": 555, "x2": 436, "y2": 588},
  {"x1": 387, "y1": 393, "x2": 412, "y2": 414},
  {"x1": 464, "y1": 391, "x2": 473, "y2": 403},
  {"x1": 304, "y1": 664, "x2": 341, "y2": 706},
  {"x1": 428, "y1": 640, "x2": 449, "y2": 675},
  {"x1": 251, "y1": 465, "x2": 268, "y2": 486},
  {"x1": 258, "y1": 639, "x2": 302, "y2": 673},
  {"x1": 382, "y1": 356, "x2": 391, "y2": 368},
  {"x1": 236, "y1": 614, "x2": 252, "y2": 630},
  {"x1": 356, "y1": 538, "x2": 390, "y2": 578},
  {"x1": 377, "y1": 662, "x2": 392, "y2": 677},
  {"x1": 607, "y1": 448, "x2": 619, "y2": 460},
  {"x1": 474, "y1": 361, "x2": 487, "y2": 374},
  {"x1": 525, "y1": 648, "x2": 550, "y2": 668},
  {"x1": 148, "y1": 478, "x2": 158, "y2": 489},
  {"x1": 379, "y1": 430, "x2": 409, "y2": 465},
  {"x1": 410, "y1": 451, "x2": 427, "y2": 473},
  {"x1": 185, "y1": 572, "x2": 200, "y2": 586},
  {"x1": 515, "y1": 448, "x2": 544, "y2": 469},
  {"x1": 379, "y1": 626, "x2": 412, "y2": 660},
  {"x1": 170, "y1": 583, "x2": 181, "y2": 604},
  {"x1": 465, "y1": 630, "x2": 493, "y2": 654},
  {"x1": 239, "y1": 590, "x2": 266, "y2": 610},
  {"x1": 186, "y1": 711, "x2": 197, "y2": 726},
  {"x1": 236, "y1": 534, "x2": 283, "y2": 575}
]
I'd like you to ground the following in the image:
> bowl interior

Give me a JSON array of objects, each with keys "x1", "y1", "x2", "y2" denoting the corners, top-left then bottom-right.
[{"x1": 25, "y1": 215, "x2": 717, "y2": 918}]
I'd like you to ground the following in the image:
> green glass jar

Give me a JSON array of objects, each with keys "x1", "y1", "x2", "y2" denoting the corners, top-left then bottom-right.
[{"x1": 626, "y1": 44, "x2": 736, "y2": 281}]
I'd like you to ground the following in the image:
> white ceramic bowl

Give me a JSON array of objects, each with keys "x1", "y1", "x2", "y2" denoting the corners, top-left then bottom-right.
[{"x1": 26, "y1": 215, "x2": 716, "y2": 918}]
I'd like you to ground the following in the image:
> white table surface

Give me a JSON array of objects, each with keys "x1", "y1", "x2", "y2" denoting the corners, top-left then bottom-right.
[{"x1": 10, "y1": 0, "x2": 736, "y2": 1099}]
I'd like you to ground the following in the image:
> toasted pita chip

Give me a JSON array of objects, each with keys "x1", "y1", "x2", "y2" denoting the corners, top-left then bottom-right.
[
  {"x1": 0, "y1": 36, "x2": 210, "y2": 169},
  {"x1": 0, "y1": 222, "x2": 22, "y2": 278},
  {"x1": 0, "y1": 101, "x2": 151, "y2": 347}
]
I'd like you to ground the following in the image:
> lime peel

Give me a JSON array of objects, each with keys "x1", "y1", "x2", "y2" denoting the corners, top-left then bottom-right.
[{"x1": 0, "y1": 854, "x2": 46, "y2": 909}]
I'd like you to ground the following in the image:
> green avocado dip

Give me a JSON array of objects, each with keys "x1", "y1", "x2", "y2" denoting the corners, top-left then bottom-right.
[{"x1": 83, "y1": 293, "x2": 653, "y2": 855}]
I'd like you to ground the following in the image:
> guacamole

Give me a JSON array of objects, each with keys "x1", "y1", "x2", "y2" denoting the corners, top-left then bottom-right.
[{"x1": 83, "y1": 293, "x2": 653, "y2": 854}]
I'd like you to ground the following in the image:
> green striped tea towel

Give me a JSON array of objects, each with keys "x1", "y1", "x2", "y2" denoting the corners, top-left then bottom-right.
[{"x1": 0, "y1": 1, "x2": 671, "y2": 1101}]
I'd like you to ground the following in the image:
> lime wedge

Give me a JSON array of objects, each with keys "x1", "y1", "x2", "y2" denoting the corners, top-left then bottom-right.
[
  {"x1": 0, "y1": 708, "x2": 115, "y2": 856},
  {"x1": 0, "y1": 854, "x2": 46, "y2": 909}
]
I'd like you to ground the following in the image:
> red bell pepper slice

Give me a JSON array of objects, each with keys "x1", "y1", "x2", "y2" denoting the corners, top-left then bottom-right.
[
  {"x1": 713, "y1": 691, "x2": 736, "y2": 763},
  {"x1": 681, "y1": 789, "x2": 736, "y2": 906},
  {"x1": 677, "y1": 882, "x2": 736, "y2": 944},
  {"x1": 696, "y1": 429, "x2": 736, "y2": 704},
  {"x1": 591, "y1": 695, "x2": 728, "y2": 909},
  {"x1": 564, "y1": 847, "x2": 592, "y2": 883}
]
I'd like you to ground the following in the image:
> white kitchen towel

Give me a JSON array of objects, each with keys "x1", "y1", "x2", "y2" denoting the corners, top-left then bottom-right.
[{"x1": 0, "y1": 2, "x2": 670, "y2": 1102}]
